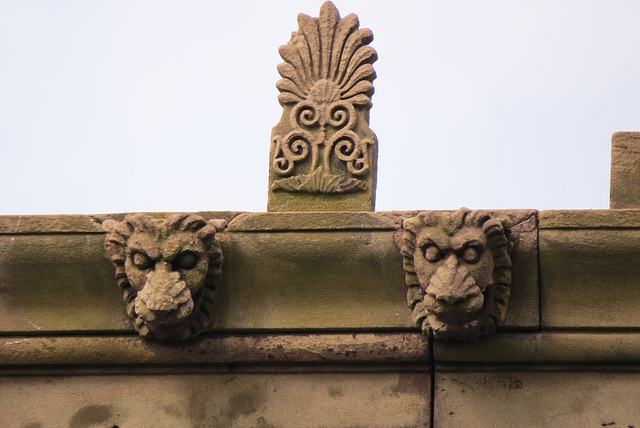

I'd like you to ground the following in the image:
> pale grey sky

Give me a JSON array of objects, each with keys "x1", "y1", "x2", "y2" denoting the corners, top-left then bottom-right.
[{"x1": 1, "y1": 1, "x2": 639, "y2": 214}]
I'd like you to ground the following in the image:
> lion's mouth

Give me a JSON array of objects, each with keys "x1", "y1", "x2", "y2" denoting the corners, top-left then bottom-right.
[
  {"x1": 429, "y1": 311, "x2": 481, "y2": 328},
  {"x1": 135, "y1": 297, "x2": 194, "y2": 324},
  {"x1": 423, "y1": 291, "x2": 484, "y2": 321}
]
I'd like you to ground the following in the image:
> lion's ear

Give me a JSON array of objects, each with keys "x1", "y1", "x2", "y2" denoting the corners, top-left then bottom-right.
[
  {"x1": 102, "y1": 219, "x2": 118, "y2": 233},
  {"x1": 102, "y1": 219, "x2": 127, "y2": 264},
  {"x1": 209, "y1": 219, "x2": 228, "y2": 232}
]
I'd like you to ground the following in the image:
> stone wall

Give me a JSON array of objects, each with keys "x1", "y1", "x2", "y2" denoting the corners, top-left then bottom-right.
[{"x1": 2, "y1": 209, "x2": 640, "y2": 426}]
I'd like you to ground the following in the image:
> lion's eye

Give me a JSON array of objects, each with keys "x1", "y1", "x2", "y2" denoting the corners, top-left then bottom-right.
[
  {"x1": 174, "y1": 251, "x2": 198, "y2": 270},
  {"x1": 131, "y1": 252, "x2": 153, "y2": 269},
  {"x1": 424, "y1": 245, "x2": 443, "y2": 262},
  {"x1": 461, "y1": 246, "x2": 481, "y2": 264}
]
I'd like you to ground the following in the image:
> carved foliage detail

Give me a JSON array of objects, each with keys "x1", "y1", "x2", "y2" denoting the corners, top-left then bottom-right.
[
  {"x1": 271, "y1": 1, "x2": 377, "y2": 194},
  {"x1": 103, "y1": 213, "x2": 226, "y2": 341},
  {"x1": 401, "y1": 208, "x2": 514, "y2": 340}
]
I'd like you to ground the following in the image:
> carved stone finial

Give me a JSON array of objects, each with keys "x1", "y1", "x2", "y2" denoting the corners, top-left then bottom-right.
[
  {"x1": 103, "y1": 213, "x2": 225, "y2": 341},
  {"x1": 268, "y1": 1, "x2": 378, "y2": 212},
  {"x1": 400, "y1": 208, "x2": 514, "y2": 340}
]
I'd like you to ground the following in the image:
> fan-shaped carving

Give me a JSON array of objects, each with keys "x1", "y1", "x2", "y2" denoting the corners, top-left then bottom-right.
[{"x1": 275, "y1": 2, "x2": 377, "y2": 107}]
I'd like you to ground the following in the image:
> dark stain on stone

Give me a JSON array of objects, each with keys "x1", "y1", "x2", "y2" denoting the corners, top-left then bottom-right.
[
  {"x1": 218, "y1": 383, "x2": 269, "y2": 426},
  {"x1": 163, "y1": 403, "x2": 185, "y2": 420},
  {"x1": 184, "y1": 377, "x2": 214, "y2": 427},
  {"x1": 392, "y1": 373, "x2": 430, "y2": 422},
  {"x1": 328, "y1": 387, "x2": 343, "y2": 398},
  {"x1": 21, "y1": 423, "x2": 43, "y2": 428},
  {"x1": 252, "y1": 416, "x2": 277, "y2": 428},
  {"x1": 228, "y1": 391, "x2": 262, "y2": 417},
  {"x1": 394, "y1": 372, "x2": 429, "y2": 396},
  {"x1": 69, "y1": 404, "x2": 115, "y2": 428}
]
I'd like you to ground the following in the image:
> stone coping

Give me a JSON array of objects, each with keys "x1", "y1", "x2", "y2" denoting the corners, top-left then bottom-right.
[
  {"x1": 4, "y1": 332, "x2": 640, "y2": 365},
  {"x1": 3, "y1": 209, "x2": 640, "y2": 234},
  {"x1": 434, "y1": 332, "x2": 640, "y2": 363},
  {"x1": 539, "y1": 209, "x2": 640, "y2": 229},
  {"x1": 0, "y1": 333, "x2": 428, "y2": 365}
]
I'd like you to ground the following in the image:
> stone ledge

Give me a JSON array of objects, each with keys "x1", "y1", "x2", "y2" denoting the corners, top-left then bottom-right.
[
  {"x1": 0, "y1": 210, "x2": 539, "y2": 234},
  {"x1": 228, "y1": 212, "x2": 397, "y2": 231},
  {"x1": 0, "y1": 212, "x2": 244, "y2": 234},
  {"x1": 0, "y1": 332, "x2": 429, "y2": 365},
  {"x1": 434, "y1": 332, "x2": 640, "y2": 363},
  {"x1": 6, "y1": 332, "x2": 640, "y2": 366},
  {"x1": 540, "y1": 209, "x2": 640, "y2": 229}
]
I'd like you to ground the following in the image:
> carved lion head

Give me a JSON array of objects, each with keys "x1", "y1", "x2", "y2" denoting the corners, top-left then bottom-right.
[
  {"x1": 103, "y1": 213, "x2": 225, "y2": 341},
  {"x1": 401, "y1": 208, "x2": 514, "y2": 340}
]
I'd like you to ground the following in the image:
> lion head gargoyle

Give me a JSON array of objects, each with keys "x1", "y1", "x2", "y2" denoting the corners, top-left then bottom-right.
[
  {"x1": 103, "y1": 213, "x2": 226, "y2": 341},
  {"x1": 401, "y1": 208, "x2": 514, "y2": 340}
]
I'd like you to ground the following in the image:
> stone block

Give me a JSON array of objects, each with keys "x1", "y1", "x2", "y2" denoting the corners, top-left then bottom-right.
[
  {"x1": 540, "y1": 228, "x2": 640, "y2": 327},
  {"x1": 434, "y1": 370, "x2": 640, "y2": 427},
  {"x1": 217, "y1": 229, "x2": 409, "y2": 329},
  {"x1": 227, "y1": 211, "x2": 396, "y2": 231},
  {"x1": 0, "y1": 234, "x2": 129, "y2": 332},
  {"x1": 0, "y1": 372, "x2": 431, "y2": 427},
  {"x1": 610, "y1": 131, "x2": 640, "y2": 208},
  {"x1": 434, "y1": 332, "x2": 640, "y2": 363}
]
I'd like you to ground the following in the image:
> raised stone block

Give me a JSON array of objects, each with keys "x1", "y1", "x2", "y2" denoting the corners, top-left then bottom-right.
[{"x1": 610, "y1": 131, "x2": 640, "y2": 208}]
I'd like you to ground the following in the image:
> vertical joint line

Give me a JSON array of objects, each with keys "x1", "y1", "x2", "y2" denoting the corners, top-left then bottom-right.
[
  {"x1": 535, "y1": 211, "x2": 543, "y2": 331},
  {"x1": 429, "y1": 336, "x2": 435, "y2": 428}
]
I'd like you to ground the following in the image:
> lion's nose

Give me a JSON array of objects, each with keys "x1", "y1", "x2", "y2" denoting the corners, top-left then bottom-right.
[
  {"x1": 140, "y1": 269, "x2": 184, "y2": 311},
  {"x1": 152, "y1": 260, "x2": 172, "y2": 274},
  {"x1": 430, "y1": 255, "x2": 466, "y2": 301},
  {"x1": 427, "y1": 254, "x2": 481, "y2": 311}
]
